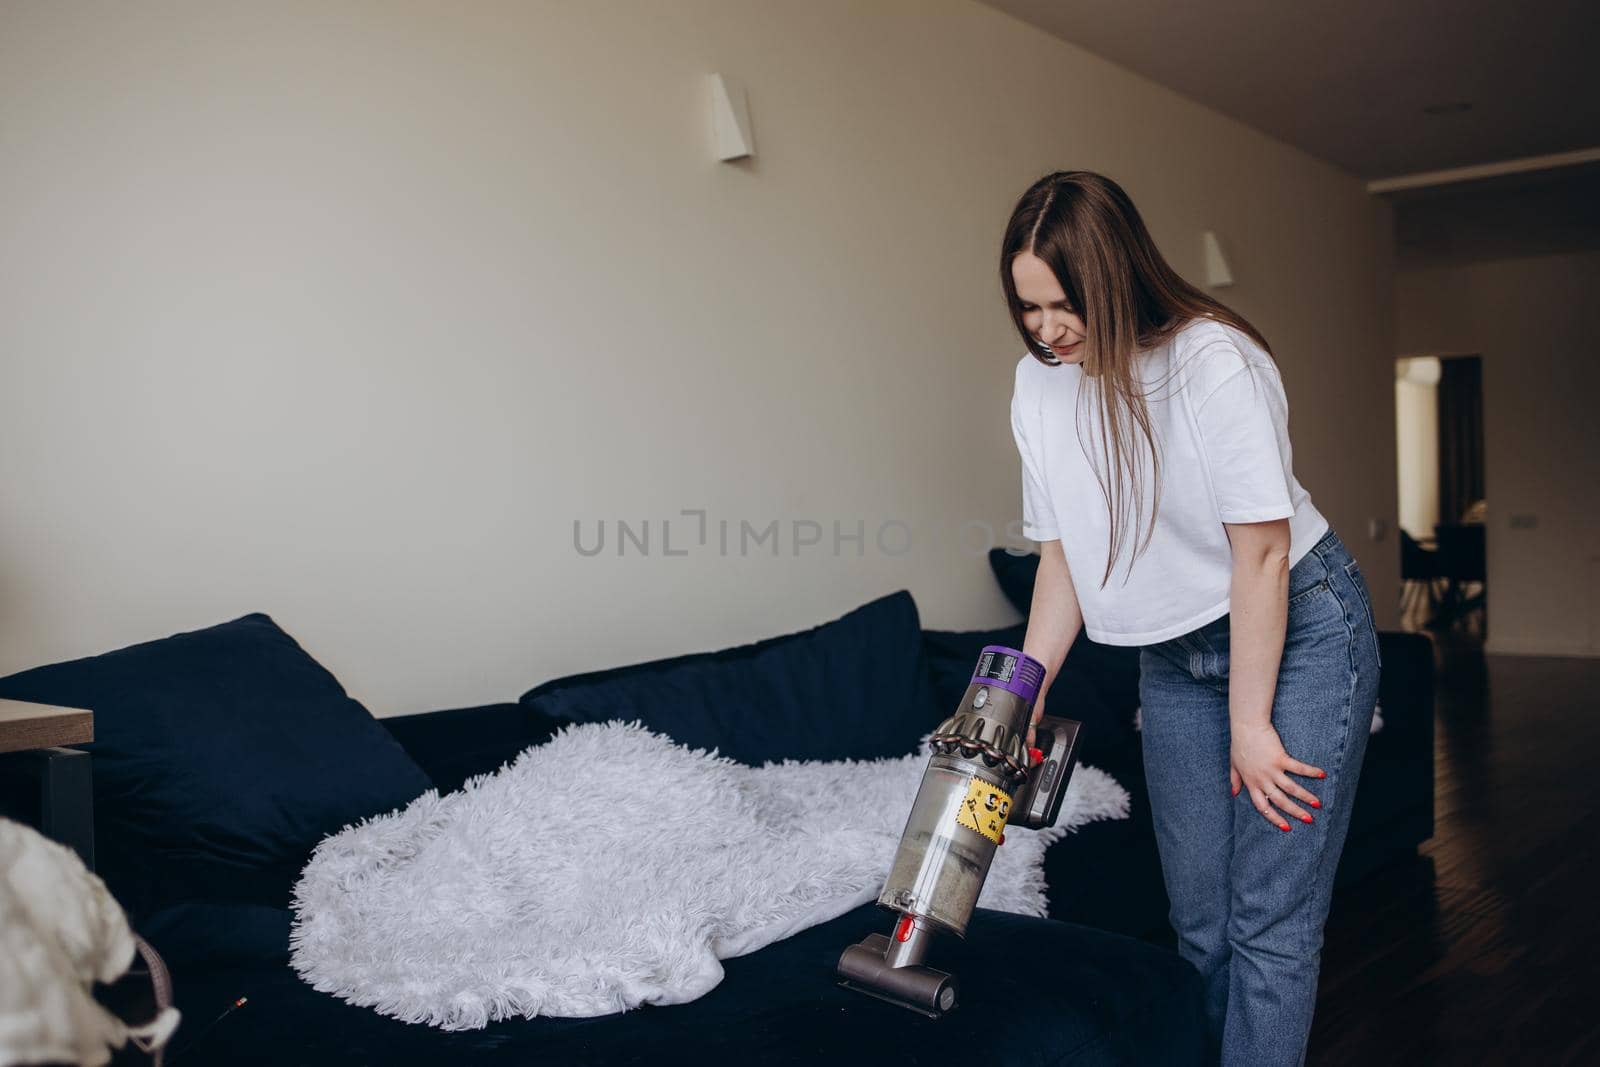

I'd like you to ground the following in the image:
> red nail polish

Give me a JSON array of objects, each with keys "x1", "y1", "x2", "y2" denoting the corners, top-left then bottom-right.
[
  {"x1": 1301, "y1": 814, "x2": 1313, "y2": 823},
  {"x1": 1309, "y1": 799, "x2": 1321, "y2": 808},
  {"x1": 1317, "y1": 771, "x2": 1327, "y2": 779},
  {"x1": 1279, "y1": 822, "x2": 1290, "y2": 832}
]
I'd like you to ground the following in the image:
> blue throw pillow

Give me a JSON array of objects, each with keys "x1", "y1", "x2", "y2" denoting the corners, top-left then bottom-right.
[
  {"x1": 520, "y1": 590, "x2": 935, "y2": 766},
  {"x1": 0, "y1": 613, "x2": 434, "y2": 922},
  {"x1": 989, "y1": 547, "x2": 1041, "y2": 615}
]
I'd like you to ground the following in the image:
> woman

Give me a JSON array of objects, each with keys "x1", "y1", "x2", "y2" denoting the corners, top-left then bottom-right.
[{"x1": 1002, "y1": 171, "x2": 1380, "y2": 1067}]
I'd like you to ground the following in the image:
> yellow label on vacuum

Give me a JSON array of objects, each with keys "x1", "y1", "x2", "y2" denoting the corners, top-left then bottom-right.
[{"x1": 957, "y1": 778, "x2": 1013, "y2": 843}]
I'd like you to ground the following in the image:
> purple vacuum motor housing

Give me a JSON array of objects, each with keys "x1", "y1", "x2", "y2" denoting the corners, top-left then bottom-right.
[{"x1": 970, "y1": 645, "x2": 1045, "y2": 706}]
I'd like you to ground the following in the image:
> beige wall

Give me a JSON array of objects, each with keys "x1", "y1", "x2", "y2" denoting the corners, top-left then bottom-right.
[
  {"x1": 0, "y1": 0, "x2": 1398, "y2": 715},
  {"x1": 1396, "y1": 251, "x2": 1600, "y2": 657}
]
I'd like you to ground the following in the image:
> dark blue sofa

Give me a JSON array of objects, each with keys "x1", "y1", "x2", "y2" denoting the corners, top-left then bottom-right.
[{"x1": 0, "y1": 590, "x2": 1233, "y2": 1066}]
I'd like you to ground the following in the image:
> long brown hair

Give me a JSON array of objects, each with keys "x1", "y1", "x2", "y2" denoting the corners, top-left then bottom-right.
[{"x1": 999, "y1": 171, "x2": 1274, "y2": 589}]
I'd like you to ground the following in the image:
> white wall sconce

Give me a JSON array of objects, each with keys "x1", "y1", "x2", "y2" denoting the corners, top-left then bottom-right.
[
  {"x1": 708, "y1": 73, "x2": 754, "y2": 161},
  {"x1": 1201, "y1": 230, "x2": 1234, "y2": 288}
]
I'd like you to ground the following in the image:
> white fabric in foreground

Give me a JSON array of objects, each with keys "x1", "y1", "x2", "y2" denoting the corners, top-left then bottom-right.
[
  {"x1": 289, "y1": 720, "x2": 1130, "y2": 1030},
  {"x1": 0, "y1": 818, "x2": 180, "y2": 1067}
]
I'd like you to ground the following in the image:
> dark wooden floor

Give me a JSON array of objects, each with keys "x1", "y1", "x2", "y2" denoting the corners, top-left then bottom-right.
[{"x1": 1308, "y1": 626, "x2": 1600, "y2": 1065}]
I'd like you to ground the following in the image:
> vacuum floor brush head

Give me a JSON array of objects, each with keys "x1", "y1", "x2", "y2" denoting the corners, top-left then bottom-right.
[{"x1": 835, "y1": 933, "x2": 958, "y2": 1018}]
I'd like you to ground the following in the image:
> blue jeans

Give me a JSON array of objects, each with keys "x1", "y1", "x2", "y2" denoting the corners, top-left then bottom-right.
[{"x1": 1138, "y1": 526, "x2": 1380, "y2": 1067}]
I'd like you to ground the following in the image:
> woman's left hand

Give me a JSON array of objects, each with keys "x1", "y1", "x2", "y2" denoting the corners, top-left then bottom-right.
[{"x1": 1229, "y1": 720, "x2": 1325, "y2": 831}]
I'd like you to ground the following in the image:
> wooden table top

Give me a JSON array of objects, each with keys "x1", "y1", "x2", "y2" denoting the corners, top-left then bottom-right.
[{"x1": 0, "y1": 699, "x2": 94, "y2": 754}]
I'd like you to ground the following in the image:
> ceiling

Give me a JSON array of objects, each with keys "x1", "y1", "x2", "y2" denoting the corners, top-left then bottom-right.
[
  {"x1": 1389, "y1": 160, "x2": 1600, "y2": 267},
  {"x1": 977, "y1": 0, "x2": 1600, "y2": 182}
]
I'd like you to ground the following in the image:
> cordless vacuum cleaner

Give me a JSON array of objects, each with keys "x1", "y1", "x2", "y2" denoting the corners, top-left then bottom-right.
[{"x1": 835, "y1": 645, "x2": 1081, "y2": 1017}]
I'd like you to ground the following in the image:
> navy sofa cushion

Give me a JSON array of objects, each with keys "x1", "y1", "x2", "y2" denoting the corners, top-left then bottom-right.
[
  {"x1": 381, "y1": 703, "x2": 575, "y2": 795},
  {"x1": 519, "y1": 590, "x2": 936, "y2": 766},
  {"x1": 163, "y1": 902, "x2": 1206, "y2": 1066},
  {"x1": 140, "y1": 901, "x2": 294, "y2": 970},
  {"x1": 0, "y1": 613, "x2": 434, "y2": 922},
  {"x1": 1043, "y1": 767, "x2": 1172, "y2": 942}
]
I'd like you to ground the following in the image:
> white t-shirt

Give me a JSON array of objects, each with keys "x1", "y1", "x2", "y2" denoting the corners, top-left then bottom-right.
[{"x1": 1010, "y1": 316, "x2": 1329, "y2": 646}]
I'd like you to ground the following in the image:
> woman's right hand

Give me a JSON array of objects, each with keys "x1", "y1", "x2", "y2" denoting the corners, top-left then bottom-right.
[{"x1": 1025, "y1": 692, "x2": 1047, "y2": 750}]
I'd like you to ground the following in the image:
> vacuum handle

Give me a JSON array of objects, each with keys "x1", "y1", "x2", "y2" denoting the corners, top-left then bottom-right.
[{"x1": 1012, "y1": 715, "x2": 1082, "y2": 830}]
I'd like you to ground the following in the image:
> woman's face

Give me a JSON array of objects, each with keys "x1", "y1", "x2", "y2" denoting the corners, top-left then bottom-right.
[{"x1": 1011, "y1": 252, "x2": 1086, "y2": 363}]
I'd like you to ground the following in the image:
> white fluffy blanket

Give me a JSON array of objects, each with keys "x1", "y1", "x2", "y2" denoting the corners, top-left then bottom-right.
[{"x1": 289, "y1": 720, "x2": 1129, "y2": 1030}]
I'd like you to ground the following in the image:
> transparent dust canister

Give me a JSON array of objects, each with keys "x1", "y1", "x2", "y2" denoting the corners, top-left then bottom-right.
[{"x1": 878, "y1": 760, "x2": 1009, "y2": 938}]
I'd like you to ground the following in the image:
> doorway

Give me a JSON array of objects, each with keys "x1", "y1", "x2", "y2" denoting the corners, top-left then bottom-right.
[{"x1": 1395, "y1": 354, "x2": 1488, "y2": 638}]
